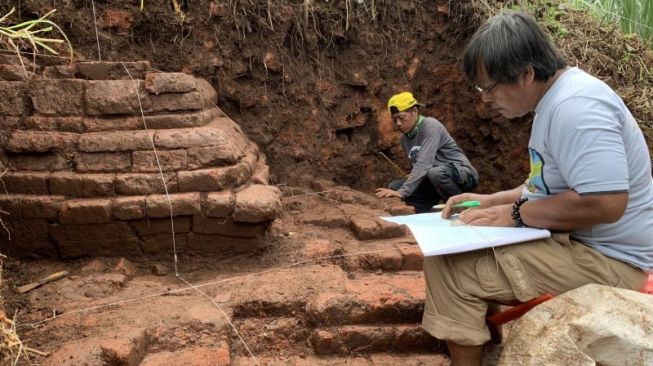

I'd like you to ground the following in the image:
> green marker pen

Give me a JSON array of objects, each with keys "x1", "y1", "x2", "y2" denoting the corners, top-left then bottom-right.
[{"x1": 432, "y1": 200, "x2": 481, "y2": 210}]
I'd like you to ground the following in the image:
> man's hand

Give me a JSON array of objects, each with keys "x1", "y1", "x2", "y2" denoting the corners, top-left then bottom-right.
[
  {"x1": 442, "y1": 193, "x2": 495, "y2": 218},
  {"x1": 457, "y1": 204, "x2": 514, "y2": 227},
  {"x1": 376, "y1": 188, "x2": 402, "y2": 198}
]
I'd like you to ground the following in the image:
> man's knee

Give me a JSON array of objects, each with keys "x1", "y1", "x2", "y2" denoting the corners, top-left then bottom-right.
[{"x1": 426, "y1": 166, "x2": 452, "y2": 186}]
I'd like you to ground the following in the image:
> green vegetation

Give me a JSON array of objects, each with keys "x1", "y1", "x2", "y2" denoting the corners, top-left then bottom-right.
[
  {"x1": 571, "y1": 0, "x2": 653, "y2": 46},
  {"x1": 0, "y1": 7, "x2": 73, "y2": 71}
]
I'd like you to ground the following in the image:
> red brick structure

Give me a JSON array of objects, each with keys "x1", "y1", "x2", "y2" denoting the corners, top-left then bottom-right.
[{"x1": 0, "y1": 58, "x2": 281, "y2": 259}]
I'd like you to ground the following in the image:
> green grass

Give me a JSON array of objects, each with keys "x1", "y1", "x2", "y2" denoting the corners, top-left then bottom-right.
[{"x1": 571, "y1": 0, "x2": 653, "y2": 46}]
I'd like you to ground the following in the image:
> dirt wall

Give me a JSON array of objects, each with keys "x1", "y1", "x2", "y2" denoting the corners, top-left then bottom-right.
[{"x1": 0, "y1": 0, "x2": 534, "y2": 195}]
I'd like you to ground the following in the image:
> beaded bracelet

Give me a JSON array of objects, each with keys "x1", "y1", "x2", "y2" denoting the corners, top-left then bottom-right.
[{"x1": 511, "y1": 197, "x2": 529, "y2": 227}]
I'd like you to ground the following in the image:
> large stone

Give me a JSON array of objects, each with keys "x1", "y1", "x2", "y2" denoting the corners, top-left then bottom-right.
[
  {"x1": 144, "y1": 72, "x2": 197, "y2": 94},
  {"x1": 233, "y1": 185, "x2": 282, "y2": 223},
  {"x1": 499, "y1": 284, "x2": 653, "y2": 366},
  {"x1": 30, "y1": 79, "x2": 85, "y2": 115},
  {"x1": 0, "y1": 81, "x2": 30, "y2": 116}
]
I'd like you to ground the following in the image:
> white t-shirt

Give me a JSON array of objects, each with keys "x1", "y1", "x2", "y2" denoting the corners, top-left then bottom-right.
[{"x1": 523, "y1": 67, "x2": 653, "y2": 270}]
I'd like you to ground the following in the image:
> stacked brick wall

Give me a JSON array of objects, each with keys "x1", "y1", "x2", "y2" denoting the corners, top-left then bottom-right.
[{"x1": 0, "y1": 58, "x2": 281, "y2": 259}]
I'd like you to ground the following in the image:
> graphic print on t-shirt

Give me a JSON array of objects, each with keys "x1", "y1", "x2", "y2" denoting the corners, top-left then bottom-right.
[
  {"x1": 526, "y1": 147, "x2": 550, "y2": 194},
  {"x1": 408, "y1": 146, "x2": 421, "y2": 163}
]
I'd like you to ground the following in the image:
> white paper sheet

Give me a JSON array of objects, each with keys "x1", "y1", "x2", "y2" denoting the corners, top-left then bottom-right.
[{"x1": 382, "y1": 213, "x2": 551, "y2": 256}]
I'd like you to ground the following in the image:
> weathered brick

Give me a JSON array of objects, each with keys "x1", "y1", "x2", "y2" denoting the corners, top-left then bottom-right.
[
  {"x1": 115, "y1": 173, "x2": 177, "y2": 195},
  {"x1": 177, "y1": 163, "x2": 250, "y2": 192},
  {"x1": 58, "y1": 237, "x2": 143, "y2": 258},
  {"x1": 203, "y1": 191, "x2": 234, "y2": 217},
  {"x1": 0, "y1": 64, "x2": 33, "y2": 81},
  {"x1": 141, "y1": 234, "x2": 188, "y2": 255},
  {"x1": 196, "y1": 78, "x2": 218, "y2": 108},
  {"x1": 1, "y1": 219, "x2": 57, "y2": 258},
  {"x1": 76, "y1": 61, "x2": 150, "y2": 80},
  {"x1": 233, "y1": 185, "x2": 282, "y2": 223},
  {"x1": 192, "y1": 216, "x2": 267, "y2": 238},
  {"x1": 50, "y1": 221, "x2": 137, "y2": 242},
  {"x1": 84, "y1": 116, "x2": 141, "y2": 132},
  {"x1": 0, "y1": 194, "x2": 23, "y2": 216},
  {"x1": 113, "y1": 196, "x2": 146, "y2": 220},
  {"x1": 143, "y1": 91, "x2": 203, "y2": 113},
  {"x1": 146, "y1": 193, "x2": 201, "y2": 218},
  {"x1": 349, "y1": 216, "x2": 406, "y2": 240},
  {"x1": 59, "y1": 198, "x2": 112, "y2": 224},
  {"x1": 187, "y1": 145, "x2": 243, "y2": 169},
  {"x1": 307, "y1": 274, "x2": 425, "y2": 326},
  {"x1": 139, "y1": 109, "x2": 217, "y2": 129},
  {"x1": 49, "y1": 172, "x2": 115, "y2": 197},
  {"x1": 74, "y1": 152, "x2": 131, "y2": 172},
  {"x1": 30, "y1": 79, "x2": 85, "y2": 115},
  {"x1": 154, "y1": 123, "x2": 236, "y2": 149},
  {"x1": 78, "y1": 130, "x2": 154, "y2": 152},
  {"x1": 21, "y1": 195, "x2": 65, "y2": 218},
  {"x1": 6, "y1": 130, "x2": 79, "y2": 153},
  {"x1": 85, "y1": 80, "x2": 143, "y2": 115},
  {"x1": 42, "y1": 65, "x2": 76, "y2": 79},
  {"x1": 250, "y1": 160, "x2": 270, "y2": 185},
  {"x1": 144, "y1": 72, "x2": 197, "y2": 94},
  {"x1": 302, "y1": 239, "x2": 336, "y2": 260},
  {"x1": 1, "y1": 172, "x2": 49, "y2": 194},
  {"x1": 0, "y1": 81, "x2": 30, "y2": 116},
  {"x1": 344, "y1": 247, "x2": 404, "y2": 272},
  {"x1": 23, "y1": 116, "x2": 85, "y2": 133},
  {"x1": 398, "y1": 245, "x2": 423, "y2": 270},
  {"x1": 8, "y1": 153, "x2": 70, "y2": 171},
  {"x1": 130, "y1": 217, "x2": 192, "y2": 235},
  {"x1": 132, "y1": 150, "x2": 187, "y2": 172}
]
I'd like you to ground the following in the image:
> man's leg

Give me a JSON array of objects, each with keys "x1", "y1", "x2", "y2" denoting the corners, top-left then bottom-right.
[
  {"x1": 402, "y1": 179, "x2": 441, "y2": 213},
  {"x1": 426, "y1": 164, "x2": 467, "y2": 201},
  {"x1": 421, "y1": 234, "x2": 647, "y2": 365}
]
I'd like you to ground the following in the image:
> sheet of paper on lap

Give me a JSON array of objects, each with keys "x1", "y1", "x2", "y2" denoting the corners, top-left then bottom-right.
[{"x1": 382, "y1": 213, "x2": 551, "y2": 256}]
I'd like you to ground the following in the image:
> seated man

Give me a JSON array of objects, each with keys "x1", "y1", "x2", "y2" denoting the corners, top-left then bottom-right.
[
  {"x1": 425, "y1": 11, "x2": 653, "y2": 366},
  {"x1": 376, "y1": 92, "x2": 478, "y2": 213}
]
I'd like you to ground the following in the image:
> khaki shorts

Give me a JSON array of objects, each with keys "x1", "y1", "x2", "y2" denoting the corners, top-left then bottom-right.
[{"x1": 421, "y1": 233, "x2": 647, "y2": 346}]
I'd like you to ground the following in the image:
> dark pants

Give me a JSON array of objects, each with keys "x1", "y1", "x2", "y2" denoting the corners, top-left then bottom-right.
[{"x1": 389, "y1": 163, "x2": 477, "y2": 213}]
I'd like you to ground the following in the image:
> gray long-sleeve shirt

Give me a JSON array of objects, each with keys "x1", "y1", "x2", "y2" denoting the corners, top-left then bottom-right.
[{"x1": 398, "y1": 116, "x2": 477, "y2": 197}]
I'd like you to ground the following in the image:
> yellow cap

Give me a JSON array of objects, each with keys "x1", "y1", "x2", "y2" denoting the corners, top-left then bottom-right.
[{"x1": 387, "y1": 92, "x2": 424, "y2": 114}]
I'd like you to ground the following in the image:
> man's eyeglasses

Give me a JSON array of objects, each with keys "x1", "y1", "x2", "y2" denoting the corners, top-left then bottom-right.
[{"x1": 474, "y1": 81, "x2": 499, "y2": 95}]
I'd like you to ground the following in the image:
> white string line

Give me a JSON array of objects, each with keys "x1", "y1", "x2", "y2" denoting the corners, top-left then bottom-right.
[
  {"x1": 118, "y1": 63, "x2": 266, "y2": 361},
  {"x1": 120, "y1": 63, "x2": 179, "y2": 277},
  {"x1": 177, "y1": 276, "x2": 260, "y2": 366},
  {"x1": 17, "y1": 244, "x2": 413, "y2": 329},
  {"x1": 90, "y1": 0, "x2": 102, "y2": 61}
]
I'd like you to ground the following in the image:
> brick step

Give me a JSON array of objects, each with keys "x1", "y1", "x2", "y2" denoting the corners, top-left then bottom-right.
[
  {"x1": 309, "y1": 324, "x2": 445, "y2": 355},
  {"x1": 231, "y1": 353, "x2": 449, "y2": 366},
  {"x1": 341, "y1": 241, "x2": 423, "y2": 272},
  {"x1": 306, "y1": 272, "x2": 425, "y2": 326}
]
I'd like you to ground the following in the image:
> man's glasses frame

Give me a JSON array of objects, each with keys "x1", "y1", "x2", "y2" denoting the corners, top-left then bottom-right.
[{"x1": 474, "y1": 80, "x2": 499, "y2": 95}]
